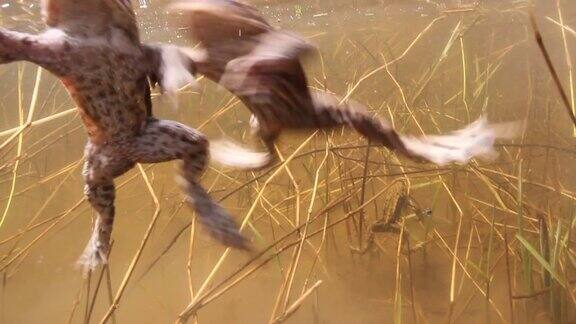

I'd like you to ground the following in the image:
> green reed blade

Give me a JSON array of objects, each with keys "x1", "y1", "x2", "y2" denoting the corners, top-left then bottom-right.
[{"x1": 515, "y1": 234, "x2": 566, "y2": 287}]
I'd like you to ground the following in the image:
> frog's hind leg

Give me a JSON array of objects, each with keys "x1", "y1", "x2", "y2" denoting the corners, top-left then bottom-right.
[
  {"x1": 79, "y1": 143, "x2": 134, "y2": 273},
  {"x1": 189, "y1": 113, "x2": 275, "y2": 172},
  {"x1": 310, "y1": 91, "x2": 517, "y2": 166},
  {"x1": 248, "y1": 113, "x2": 280, "y2": 167},
  {"x1": 130, "y1": 118, "x2": 250, "y2": 249}
]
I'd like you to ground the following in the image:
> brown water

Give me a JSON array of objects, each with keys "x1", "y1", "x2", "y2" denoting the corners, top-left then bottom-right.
[{"x1": 1, "y1": 0, "x2": 576, "y2": 323}]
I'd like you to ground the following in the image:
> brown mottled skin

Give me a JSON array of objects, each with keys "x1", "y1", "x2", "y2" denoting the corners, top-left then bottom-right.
[
  {"x1": 174, "y1": 0, "x2": 515, "y2": 167},
  {"x1": 174, "y1": 0, "x2": 413, "y2": 162},
  {"x1": 0, "y1": 0, "x2": 249, "y2": 271},
  {"x1": 0, "y1": 0, "x2": 515, "y2": 271}
]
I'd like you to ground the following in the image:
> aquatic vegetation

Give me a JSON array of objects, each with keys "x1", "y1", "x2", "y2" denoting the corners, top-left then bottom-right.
[{"x1": 0, "y1": 0, "x2": 575, "y2": 323}]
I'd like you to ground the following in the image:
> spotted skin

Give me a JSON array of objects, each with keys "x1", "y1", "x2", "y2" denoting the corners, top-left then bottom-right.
[
  {"x1": 80, "y1": 141, "x2": 134, "y2": 268},
  {"x1": 0, "y1": 2, "x2": 248, "y2": 271},
  {"x1": 171, "y1": 2, "x2": 404, "y2": 161},
  {"x1": 128, "y1": 119, "x2": 249, "y2": 249},
  {"x1": 175, "y1": 0, "x2": 516, "y2": 168},
  {"x1": 172, "y1": 0, "x2": 408, "y2": 163}
]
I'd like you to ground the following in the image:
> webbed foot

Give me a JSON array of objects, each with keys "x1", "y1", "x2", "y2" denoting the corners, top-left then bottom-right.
[
  {"x1": 77, "y1": 232, "x2": 110, "y2": 274},
  {"x1": 210, "y1": 138, "x2": 273, "y2": 171}
]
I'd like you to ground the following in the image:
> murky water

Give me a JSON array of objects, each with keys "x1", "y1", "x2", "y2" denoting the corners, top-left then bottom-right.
[{"x1": 1, "y1": 0, "x2": 576, "y2": 323}]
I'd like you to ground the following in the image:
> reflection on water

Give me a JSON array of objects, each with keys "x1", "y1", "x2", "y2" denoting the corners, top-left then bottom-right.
[{"x1": 1, "y1": 0, "x2": 575, "y2": 323}]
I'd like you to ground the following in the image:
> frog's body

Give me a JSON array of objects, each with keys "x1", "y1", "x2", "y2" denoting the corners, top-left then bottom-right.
[{"x1": 0, "y1": 0, "x2": 257, "y2": 271}]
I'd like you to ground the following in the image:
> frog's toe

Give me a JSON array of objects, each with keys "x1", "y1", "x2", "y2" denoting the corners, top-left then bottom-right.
[
  {"x1": 249, "y1": 114, "x2": 260, "y2": 135},
  {"x1": 210, "y1": 139, "x2": 272, "y2": 170},
  {"x1": 77, "y1": 235, "x2": 109, "y2": 275}
]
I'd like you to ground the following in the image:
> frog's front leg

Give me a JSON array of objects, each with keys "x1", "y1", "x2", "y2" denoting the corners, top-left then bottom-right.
[
  {"x1": 0, "y1": 28, "x2": 27, "y2": 63},
  {"x1": 0, "y1": 28, "x2": 68, "y2": 74},
  {"x1": 78, "y1": 142, "x2": 134, "y2": 272}
]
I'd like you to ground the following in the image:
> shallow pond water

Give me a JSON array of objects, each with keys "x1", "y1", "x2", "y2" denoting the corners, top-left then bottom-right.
[{"x1": 0, "y1": 0, "x2": 575, "y2": 323}]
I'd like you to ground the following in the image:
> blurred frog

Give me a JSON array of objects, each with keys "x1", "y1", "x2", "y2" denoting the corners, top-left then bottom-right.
[
  {"x1": 0, "y1": 0, "x2": 268, "y2": 272},
  {"x1": 172, "y1": 0, "x2": 519, "y2": 169}
]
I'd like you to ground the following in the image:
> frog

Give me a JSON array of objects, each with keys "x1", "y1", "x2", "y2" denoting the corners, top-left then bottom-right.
[
  {"x1": 370, "y1": 179, "x2": 410, "y2": 234},
  {"x1": 171, "y1": 0, "x2": 519, "y2": 169},
  {"x1": 0, "y1": 0, "x2": 268, "y2": 271}
]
